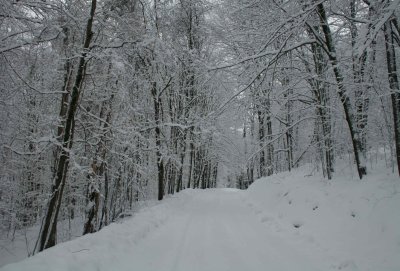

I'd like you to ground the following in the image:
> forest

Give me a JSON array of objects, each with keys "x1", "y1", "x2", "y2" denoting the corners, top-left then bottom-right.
[{"x1": 0, "y1": 0, "x2": 399, "y2": 258}]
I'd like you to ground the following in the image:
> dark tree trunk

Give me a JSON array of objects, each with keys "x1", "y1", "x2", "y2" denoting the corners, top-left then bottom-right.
[
  {"x1": 37, "y1": 0, "x2": 97, "y2": 252},
  {"x1": 187, "y1": 133, "x2": 195, "y2": 189},
  {"x1": 98, "y1": 170, "x2": 109, "y2": 230},
  {"x1": 316, "y1": 3, "x2": 366, "y2": 179},
  {"x1": 177, "y1": 140, "x2": 186, "y2": 192},
  {"x1": 152, "y1": 82, "x2": 165, "y2": 200},
  {"x1": 83, "y1": 171, "x2": 100, "y2": 235},
  {"x1": 352, "y1": 0, "x2": 372, "y2": 162},
  {"x1": 258, "y1": 109, "x2": 266, "y2": 177},
  {"x1": 309, "y1": 41, "x2": 334, "y2": 179},
  {"x1": 282, "y1": 76, "x2": 293, "y2": 172},
  {"x1": 384, "y1": 20, "x2": 400, "y2": 176},
  {"x1": 84, "y1": 89, "x2": 114, "y2": 234},
  {"x1": 266, "y1": 100, "x2": 273, "y2": 176}
]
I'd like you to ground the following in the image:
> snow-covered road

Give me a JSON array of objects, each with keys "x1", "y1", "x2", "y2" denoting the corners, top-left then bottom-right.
[
  {"x1": 1, "y1": 189, "x2": 324, "y2": 271},
  {"x1": 130, "y1": 189, "x2": 320, "y2": 271}
]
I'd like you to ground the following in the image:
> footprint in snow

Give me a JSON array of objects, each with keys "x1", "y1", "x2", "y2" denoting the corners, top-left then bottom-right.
[{"x1": 292, "y1": 221, "x2": 303, "y2": 229}]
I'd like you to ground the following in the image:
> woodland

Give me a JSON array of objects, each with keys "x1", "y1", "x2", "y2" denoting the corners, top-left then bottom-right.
[{"x1": 0, "y1": 0, "x2": 399, "y2": 255}]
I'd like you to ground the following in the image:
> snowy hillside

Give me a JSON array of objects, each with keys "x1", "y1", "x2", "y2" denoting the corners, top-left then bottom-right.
[
  {"x1": 1, "y1": 164, "x2": 399, "y2": 271},
  {"x1": 246, "y1": 165, "x2": 400, "y2": 270}
]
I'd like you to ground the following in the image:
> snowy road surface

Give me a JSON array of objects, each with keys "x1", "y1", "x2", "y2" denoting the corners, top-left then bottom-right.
[
  {"x1": 129, "y1": 189, "x2": 320, "y2": 271},
  {"x1": 1, "y1": 189, "x2": 326, "y2": 271}
]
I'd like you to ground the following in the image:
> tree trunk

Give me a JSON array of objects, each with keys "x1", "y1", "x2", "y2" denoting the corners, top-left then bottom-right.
[
  {"x1": 257, "y1": 109, "x2": 266, "y2": 177},
  {"x1": 384, "y1": 20, "x2": 400, "y2": 176},
  {"x1": 83, "y1": 169, "x2": 100, "y2": 235},
  {"x1": 266, "y1": 96, "x2": 274, "y2": 176},
  {"x1": 37, "y1": 0, "x2": 97, "y2": 252},
  {"x1": 187, "y1": 132, "x2": 195, "y2": 189},
  {"x1": 316, "y1": 3, "x2": 366, "y2": 179},
  {"x1": 310, "y1": 41, "x2": 334, "y2": 179},
  {"x1": 152, "y1": 82, "x2": 165, "y2": 200},
  {"x1": 351, "y1": 0, "x2": 371, "y2": 163},
  {"x1": 84, "y1": 89, "x2": 114, "y2": 234},
  {"x1": 282, "y1": 75, "x2": 293, "y2": 172}
]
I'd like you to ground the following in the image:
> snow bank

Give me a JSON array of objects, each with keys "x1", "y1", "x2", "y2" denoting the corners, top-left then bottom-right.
[
  {"x1": 245, "y1": 164, "x2": 400, "y2": 271},
  {"x1": 0, "y1": 216, "x2": 84, "y2": 267},
  {"x1": 0, "y1": 191, "x2": 195, "y2": 271}
]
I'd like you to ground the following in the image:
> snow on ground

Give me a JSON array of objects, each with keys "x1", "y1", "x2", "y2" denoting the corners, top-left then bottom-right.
[
  {"x1": 1, "y1": 163, "x2": 399, "y2": 271},
  {"x1": 0, "y1": 201, "x2": 151, "y2": 268},
  {"x1": 0, "y1": 215, "x2": 85, "y2": 267},
  {"x1": 245, "y1": 163, "x2": 400, "y2": 271}
]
